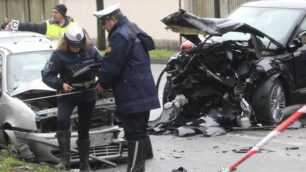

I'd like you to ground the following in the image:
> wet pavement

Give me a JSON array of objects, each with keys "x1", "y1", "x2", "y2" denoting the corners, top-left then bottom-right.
[
  {"x1": 94, "y1": 128, "x2": 306, "y2": 172},
  {"x1": 94, "y1": 64, "x2": 306, "y2": 172}
]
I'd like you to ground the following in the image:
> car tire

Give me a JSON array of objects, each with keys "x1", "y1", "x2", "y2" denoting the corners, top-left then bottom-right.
[{"x1": 252, "y1": 78, "x2": 286, "y2": 124}]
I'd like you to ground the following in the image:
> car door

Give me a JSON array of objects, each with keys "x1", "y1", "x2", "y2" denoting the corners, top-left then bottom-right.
[{"x1": 293, "y1": 16, "x2": 306, "y2": 90}]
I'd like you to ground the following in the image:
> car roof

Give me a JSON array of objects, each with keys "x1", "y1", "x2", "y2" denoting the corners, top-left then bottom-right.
[
  {"x1": 0, "y1": 42, "x2": 55, "y2": 53},
  {"x1": 0, "y1": 31, "x2": 46, "y2": 38},
  {"x1": 0, "y1": 31, "x2": 56, "y2": 53},
  {"x1": 243, "y1": 0, "x2": 306, "y2": 10}
]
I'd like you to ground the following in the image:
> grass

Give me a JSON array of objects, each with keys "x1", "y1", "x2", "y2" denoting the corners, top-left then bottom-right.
[
  {"x1": 0, "y1": 149, "x2": 59, "y2": 172},
  {"x1": 149, "y1": 49, "x2": 177, "y2": 60}
]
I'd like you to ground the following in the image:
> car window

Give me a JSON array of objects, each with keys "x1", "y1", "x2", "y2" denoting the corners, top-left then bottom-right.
[
  {"x1": 228, "y1": 6, "x2": 303, "y2": 44},
  {"x1": 298, "y1": 17, "x2": 306, "y2": 34},
  {"x1": 6, "y1": 51, "x2": 52, "y2": 92}
]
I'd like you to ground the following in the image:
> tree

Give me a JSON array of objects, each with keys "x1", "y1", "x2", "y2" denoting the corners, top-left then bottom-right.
[{"x1": 96, "y1": 0, "x2": 106, "y2": 50}]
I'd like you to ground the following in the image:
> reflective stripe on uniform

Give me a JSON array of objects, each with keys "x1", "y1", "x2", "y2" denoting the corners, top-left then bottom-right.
[{"x1": 130, "y1": 141, "x2": 139, "y2": 171}]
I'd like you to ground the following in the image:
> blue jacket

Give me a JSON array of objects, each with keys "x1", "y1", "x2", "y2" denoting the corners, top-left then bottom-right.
[
  {"x1": 98, "y1": 16, "x2": 160, "y2": 116},
  {"x1": 42, "y1": 46, "x2": 102, "y2": 102}
]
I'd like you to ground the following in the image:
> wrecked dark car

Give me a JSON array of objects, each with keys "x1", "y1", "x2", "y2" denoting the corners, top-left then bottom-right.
[
  {"x1": 0, "y1": 31, "x2": 127, "y2": 165},
  {"x1": 156, "y1": 1, "x2": 306, "y2": 131}
]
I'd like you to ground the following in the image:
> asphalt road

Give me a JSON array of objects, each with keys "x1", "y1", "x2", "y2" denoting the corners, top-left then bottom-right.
[
  {"x1": 94, "y1": 64, "x2": 306, "y2": 172},
  {"x1": 96, "y1": 129, "x2": 306, "y2": 172}
]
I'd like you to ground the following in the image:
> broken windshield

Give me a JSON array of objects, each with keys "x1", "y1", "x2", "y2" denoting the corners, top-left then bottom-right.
[
  {"x1": 226, "y1": 6, "x2": 303, "y2": 44},
  {"x1": 6, "y1": 51, "x2": 52, "y2": 92}
]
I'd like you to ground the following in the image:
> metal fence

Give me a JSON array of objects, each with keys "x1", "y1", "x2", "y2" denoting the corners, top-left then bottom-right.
[{"x1": 0, "y1": 0, "x2": 58, "y2": 25}]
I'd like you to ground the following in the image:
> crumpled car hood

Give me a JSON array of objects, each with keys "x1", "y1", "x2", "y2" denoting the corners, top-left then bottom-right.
[
  {"x1": 161, "y1": 9, "x2": 284, "y2": 48},
  {"x1": 10, "y1": 78, "x2": 55, "y2": 96}
]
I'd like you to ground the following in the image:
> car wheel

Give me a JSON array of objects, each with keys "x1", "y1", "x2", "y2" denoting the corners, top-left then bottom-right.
[{"x1": 252, "y1": 78, "x2": 286, "y2": 124}]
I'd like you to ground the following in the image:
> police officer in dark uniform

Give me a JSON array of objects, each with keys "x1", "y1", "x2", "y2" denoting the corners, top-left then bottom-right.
[
  {"x1": 93, "y1": 4, "x2": 160, "y2": 172},
  {"x1": 41, "y1": 24, "x2": 102, "y2": 172}
]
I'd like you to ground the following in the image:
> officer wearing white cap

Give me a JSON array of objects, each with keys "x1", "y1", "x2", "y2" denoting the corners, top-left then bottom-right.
[
  {"x1": 93, "y1": 3, "x2": 121, "y2": 27},
  {"x1": 94, "y1": 3, "x2": 160, "y2": 172},
  {"x1": 5, "y1": 4, "x2": 75, "y2": 40},
  {"x1": 42, "y1": 24, "x2": 102, "y2": 172}
]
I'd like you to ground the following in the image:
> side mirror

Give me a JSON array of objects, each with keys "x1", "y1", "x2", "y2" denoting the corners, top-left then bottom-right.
[
  {"x1": 288, "y1": 38, "x2": 303, "y2": 52},
  {"x1": 299, "y1": 31, "x2": 306, "y2": 44},
  {"x1": 288, "y1": 32, "x2": 306, "y2": 52}
]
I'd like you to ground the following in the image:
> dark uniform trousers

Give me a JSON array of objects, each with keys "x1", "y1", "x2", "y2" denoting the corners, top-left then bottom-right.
[
  {"x1": 117, "y1": 111, "x2": 150, "y2": 141},
  {"x1": 57, "y1": 96, "x2": 95, "y2": 140},
  {"x1": 117, "y1": 111, "x2": 150, "y2": 172}
]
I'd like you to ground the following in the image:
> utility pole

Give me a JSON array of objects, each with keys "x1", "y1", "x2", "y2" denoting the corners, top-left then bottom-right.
[
  {"x1": 96, "y1": 0, "x2": 106, "y2": 50},
  {"x1": 214, "y1": 0, "x2": 220, "y2": 18},
  {"x1": 179, "y1": 0, "x2": 182, "y2": 46}
]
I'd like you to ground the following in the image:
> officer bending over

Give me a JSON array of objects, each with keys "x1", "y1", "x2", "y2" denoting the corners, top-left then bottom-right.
[
  {"x1": 41, "y1": 24, "x2": 102, "y2": 171},
  {"x1": 94, "y1": 3, "x2": 160, "y2": 172}
]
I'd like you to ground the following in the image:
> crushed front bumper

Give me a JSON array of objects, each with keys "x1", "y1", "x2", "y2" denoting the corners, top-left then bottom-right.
[{"x1": 5, "y1": 125, "x2": 128, "y2": 163}]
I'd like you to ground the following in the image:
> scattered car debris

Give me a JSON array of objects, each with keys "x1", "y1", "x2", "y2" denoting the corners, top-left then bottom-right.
[
  {"x1": 171, "y1": 151, "x2": 184, "y2": 159},
  {"x1": 160, "y1": 153, "x2": 166, "y2": 160},
  {"x1": 231, "y1": 125, "x2": 276, "y2": 131},
  {"x1": 286, "y1": 147, "x2": 299, "y2": 150},
  {"x1": 288, "y1": 120, "x2": 303, "y2": 129},
  {"x1": 150, "y1": 108, "x2": 226, "y2": 137},
  {"x1": 177, "y1": 126, "x2": 197, "y2": 137},
  {"x1": 213, "y1": 146, "x2": 219, "y2": 149},
  {"x1": 232, "y1": 147, "x2": 252, "y2": 154},
  {"x1": 171, "y1": 167, "x2": 188, "y2": 172}
]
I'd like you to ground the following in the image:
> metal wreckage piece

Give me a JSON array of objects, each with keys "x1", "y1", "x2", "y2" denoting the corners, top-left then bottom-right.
[{"x1": 149, "y1": 94, "x2": 227, "y2": 136}]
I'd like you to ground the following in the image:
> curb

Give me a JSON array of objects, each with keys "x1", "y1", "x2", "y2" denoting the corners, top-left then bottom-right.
[{"x1": 151, "y1": 59, "x2": 168, "y2": 64}]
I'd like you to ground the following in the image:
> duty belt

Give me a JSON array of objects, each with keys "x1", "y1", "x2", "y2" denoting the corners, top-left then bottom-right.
[{"x1": 71, "y1": 79, "x2": 96, "y2": 88}]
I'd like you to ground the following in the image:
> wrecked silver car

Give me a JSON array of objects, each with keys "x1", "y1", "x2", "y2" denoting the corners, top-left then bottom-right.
[
  {"x1": 156, "y1": 1, "x2": 306, "y2": 131},
  {"x1": 0, "y1": 31, "x2": 127, "y2": 164}
]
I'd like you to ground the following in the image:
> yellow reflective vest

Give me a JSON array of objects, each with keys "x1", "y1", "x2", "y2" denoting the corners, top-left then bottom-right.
[{"x1": 45, "y1": 20, "x2": 75, "y2": 40}]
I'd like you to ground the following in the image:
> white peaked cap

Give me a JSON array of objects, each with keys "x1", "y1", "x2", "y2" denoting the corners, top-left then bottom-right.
[
  {"x1": 64, "y1": 24, "x2": 85, "y2": 48},
  {"x1": 93, "y1": 3, "x2": 121, "y2": 19}
]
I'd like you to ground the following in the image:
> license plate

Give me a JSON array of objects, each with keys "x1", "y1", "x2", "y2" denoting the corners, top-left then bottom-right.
[{"x1": 90, "y1": 132, "x2": 113, "y2": 147}]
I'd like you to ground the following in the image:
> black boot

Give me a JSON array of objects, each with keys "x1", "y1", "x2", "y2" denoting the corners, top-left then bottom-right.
[
  {"x1": 54, "y1": 131, "x2": 71, "y2": 170},
  {"x1": 77, "y1": 139, "x2": 91, "y2": 172},
  {"x1": 127, "y1": 139, "x2": 145, "y2": 172},
  {"x1": 144, "y1": 136, "x2": 153, "y2": 159}
]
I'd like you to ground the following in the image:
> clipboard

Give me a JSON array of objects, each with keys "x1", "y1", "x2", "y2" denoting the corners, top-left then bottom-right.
[{"x1": 73, "y1": 63, "x2": 102, "y2": 78}]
